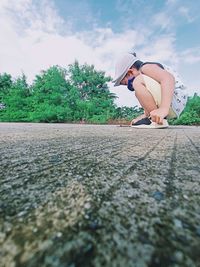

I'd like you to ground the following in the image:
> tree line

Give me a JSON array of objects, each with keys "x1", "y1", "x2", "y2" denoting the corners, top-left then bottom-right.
[
  {"x1": 0, "y1": 61, "x2": 199, "y2": 124},
  {"x1": 0, "y1": 62, "x2": 142, "y2": 123}
]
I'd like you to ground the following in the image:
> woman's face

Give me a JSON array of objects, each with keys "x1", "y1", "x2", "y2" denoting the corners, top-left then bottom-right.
[{"x1": 120, "y1": 68, "x2": 140, "y2": 85}]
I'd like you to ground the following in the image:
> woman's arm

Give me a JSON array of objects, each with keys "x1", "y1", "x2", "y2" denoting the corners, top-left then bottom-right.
[{"x1": 140, "y1": 64, "x2": 175, "y2": 124}]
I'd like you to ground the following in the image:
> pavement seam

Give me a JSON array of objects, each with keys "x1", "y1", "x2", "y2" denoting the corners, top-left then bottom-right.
[
  {"x1": 183, "y1": 130, "x2": 200, "y2": 158},
  {"x1": 164, "y1": 132, "x2": 178, "y2": 198}
]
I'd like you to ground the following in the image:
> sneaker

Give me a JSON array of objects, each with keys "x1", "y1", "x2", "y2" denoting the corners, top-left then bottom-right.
[{"x1": 131, "y1": 117, "x2": 169, "y2": 129}]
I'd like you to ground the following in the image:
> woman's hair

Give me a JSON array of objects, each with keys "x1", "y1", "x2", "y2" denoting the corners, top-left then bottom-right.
[{"x1": 132, "y1": 60, "x2": 144, "y2": 70}]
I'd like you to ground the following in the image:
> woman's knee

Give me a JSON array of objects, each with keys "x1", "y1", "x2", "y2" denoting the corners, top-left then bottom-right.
[
  {"x1": 133, "y1": 75, "x2": 157, "y2": 111},
  {"x1": 133, "y1": 76, "x2": 147, "y2": 96},
  {"x1": 133, "y1": 75, "x2": 146, "y2": 92}
]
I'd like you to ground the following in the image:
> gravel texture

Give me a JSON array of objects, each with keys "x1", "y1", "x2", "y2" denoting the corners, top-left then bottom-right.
[{"x1": 0, "y1": 123, "x2": 200, "y2": 267}]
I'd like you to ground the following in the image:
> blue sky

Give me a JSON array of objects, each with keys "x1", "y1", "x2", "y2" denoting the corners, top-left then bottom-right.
[{"x1": 0, "y1": 0, "x2": 200, "y2": 106}]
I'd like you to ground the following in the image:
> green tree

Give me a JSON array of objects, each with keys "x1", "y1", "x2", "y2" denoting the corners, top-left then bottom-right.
[
  {"x1": 30, "y1": 66, "x2": 73, "y2": 122},
  {"x1": 0, "y1": 73, "x2": 13, "y2": 104},
  {"x1": 0, "y1": 74, "x2": 31, "y2": 121},
  {"x1": 68, "y1": 61, "x2": 111, "y2": 99},
  {"x1": 68, "y1": 61, "x2": 117, "y2": 123}
]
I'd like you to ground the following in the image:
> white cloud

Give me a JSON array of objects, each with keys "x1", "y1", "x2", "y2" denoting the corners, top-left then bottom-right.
[
  {"x1": 139, "y1": 35, "x2": 177, "y2": 63},
  {"x1": 178, "y1": 6, "x2": 195, "y2": 23},
  {"x1": 179, "y1": 47, "x2": 200, "y2": 64},
  {"x1": 0, "y1": 0, "x2": 140, "y2": 79},
  {"x1": 166, "y1": 0, "x2": 178, "y2": 5},
  {"x1": 152, "y1": 12, "x2": 173, "y2": 30}
]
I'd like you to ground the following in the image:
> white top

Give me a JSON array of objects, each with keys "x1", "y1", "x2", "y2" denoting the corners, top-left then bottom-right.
[{"x1": 164, "y1": 65, "x2": 188, "y2": 116}]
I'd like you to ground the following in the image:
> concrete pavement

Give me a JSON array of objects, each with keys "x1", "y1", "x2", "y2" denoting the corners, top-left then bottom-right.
[{"x1": 0, "y1": 123, "x2": 200, "y2": 267}]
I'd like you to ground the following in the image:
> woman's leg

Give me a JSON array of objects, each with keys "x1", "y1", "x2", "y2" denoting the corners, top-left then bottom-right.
[{"x1": 133, "y1": 74, "x2": 157, "y2": 116}]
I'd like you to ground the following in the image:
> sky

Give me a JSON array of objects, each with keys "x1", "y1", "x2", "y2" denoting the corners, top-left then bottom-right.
[{"x1": 0, "y1": 0, "x2": 200, "y2": 107}]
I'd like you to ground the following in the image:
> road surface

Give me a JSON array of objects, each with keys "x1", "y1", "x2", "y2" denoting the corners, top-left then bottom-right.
[{"x1": 0, "y1": 123, "x2": 200, "y2": 267}]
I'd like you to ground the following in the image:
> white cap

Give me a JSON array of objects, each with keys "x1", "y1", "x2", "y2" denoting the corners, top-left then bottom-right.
[{"x1": 113, "y1": 53, "x2": 139, "y2": 86}]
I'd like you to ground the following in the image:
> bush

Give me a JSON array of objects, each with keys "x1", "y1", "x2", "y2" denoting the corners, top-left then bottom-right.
[
  {"x1": 88, "y1": 114, "x2": 108, "y2": 124},
  {"x1": 29, "y1": 104, "x2": 73, "y2": 123},
  {"x1": 172, "y1": 111, "x2": 200, "y2": 125},
  {"x1": 172, "y1": 94, "x2": 200, "y2": 125}
]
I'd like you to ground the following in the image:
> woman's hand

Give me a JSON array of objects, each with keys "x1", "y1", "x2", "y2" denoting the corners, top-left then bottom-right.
[{"x1": 150, "y1": 108, "x2": 169, "y2": 124}]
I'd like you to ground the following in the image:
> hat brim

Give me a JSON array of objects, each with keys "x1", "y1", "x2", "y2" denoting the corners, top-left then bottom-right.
[
  {"x1": 113, "y1": 57, "x2": 139, "y2": 86},
  {"x1": 112, "y1": 71, "x2": 128, "y2": 87}
]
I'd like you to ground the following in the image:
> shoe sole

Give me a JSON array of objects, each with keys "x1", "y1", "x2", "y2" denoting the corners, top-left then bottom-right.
[
  {"x1": 131, "y1": 125, "x2": 168, "y2": 129},
  {"x1": 131, "y1": 121, "x2": 169, "y2": 129}
]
